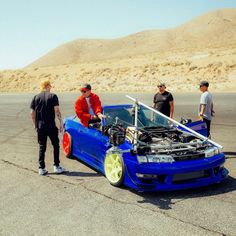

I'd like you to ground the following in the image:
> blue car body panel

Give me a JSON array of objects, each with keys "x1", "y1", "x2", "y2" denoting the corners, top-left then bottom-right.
[
  {"x1": 179, "y1": 120, "x2": 208, "y2": 137},
  {"x1": 63, "y1": 104, "x2": 228, "y2": 192}
]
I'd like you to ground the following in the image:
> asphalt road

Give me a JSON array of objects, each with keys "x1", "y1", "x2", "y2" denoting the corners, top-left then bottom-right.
[{"x1": 0, "y1": 92, "x2": 236, "y2": 236}]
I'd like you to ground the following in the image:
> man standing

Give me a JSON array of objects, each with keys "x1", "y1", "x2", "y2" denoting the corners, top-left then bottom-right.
[
  {"x1": 153, "y1": 82, "x2": 174, "y2": 118},
  {"x1": 30, "y1": 80, "x2": 65, "y2": 175},
  {"x1": 75, "y1": 83, "x2": 105, "y2": 127},
  {"x1": 199, "y1": 81, "x2": 214, "y2": 137}
]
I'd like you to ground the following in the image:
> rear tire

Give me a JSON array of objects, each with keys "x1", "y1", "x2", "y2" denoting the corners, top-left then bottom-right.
[
  {"x1": 62, "y1": 131, "x2": 73, "y2": 159},
  {"x1": 104, "y1": 152, "x2": 124, "y2": 187}
]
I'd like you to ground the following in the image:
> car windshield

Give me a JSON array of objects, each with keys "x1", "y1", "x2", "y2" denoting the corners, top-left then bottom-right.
[{"x1": 104, "y1": 105, "x2": 176, "y2": 128}]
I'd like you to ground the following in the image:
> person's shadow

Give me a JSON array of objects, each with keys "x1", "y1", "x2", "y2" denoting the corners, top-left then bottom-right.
[{"x1": 134, "y1": 175, "x2": 236, "y2": 210}]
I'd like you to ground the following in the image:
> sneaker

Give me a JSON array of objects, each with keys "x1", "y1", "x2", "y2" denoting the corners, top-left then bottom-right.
[
  {"x1": 53, "y1": 165, "x2": 65, "y2": 174},
  {"x1": 39, "y1": 168, "x2": 48, "y2": 175}
]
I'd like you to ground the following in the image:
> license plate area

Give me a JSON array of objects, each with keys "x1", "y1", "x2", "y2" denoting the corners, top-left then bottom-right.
[{"x1": 173, "y1": 170, "x2": 210, "y2": 184}]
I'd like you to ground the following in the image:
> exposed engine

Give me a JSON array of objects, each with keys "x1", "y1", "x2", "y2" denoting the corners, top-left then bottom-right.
[
  {"x1": 103, "y1": 124, "x2": 126, "y2": 146},
  {"x1": 126, "y1": 126, "x2": 211, "y2": 161},
  {"x1": 103, "y1": 122, "x2": 213, "y2": 161}
]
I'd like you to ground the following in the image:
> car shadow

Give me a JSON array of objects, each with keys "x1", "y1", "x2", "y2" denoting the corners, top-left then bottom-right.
[
  {"x1": 134, "y1": 175, "x2": 236, "y2": 210},
  {"x1": 64, "y1": 171, "x2": 101, "y2": 177},
  {"x1": 58, "y1": 157, "x2": 103, "y2": 177},
  {"x1": 48, "y1": 171, "x2": 101, "y2": 177},
  {"x1": 225, "y1": 151, "x2": 236, "y2": 158}
]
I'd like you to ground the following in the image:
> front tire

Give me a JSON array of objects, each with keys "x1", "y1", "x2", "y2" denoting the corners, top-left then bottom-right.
[
  {"x1": 62, "y1": 131, "x2": 73, "y2": 159},
  {"x1": 104, "y1": 152, "x2": 124, "y2": 187}
]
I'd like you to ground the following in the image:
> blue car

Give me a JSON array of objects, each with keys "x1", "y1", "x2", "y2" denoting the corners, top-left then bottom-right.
[{"x1": 62, "y1": 97, "x2": 228, "y2": 191}]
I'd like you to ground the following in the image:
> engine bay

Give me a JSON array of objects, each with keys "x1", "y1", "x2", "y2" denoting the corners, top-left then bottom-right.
[{"x1": 126, "y1": 126, "x2": 211, "y2": 161}]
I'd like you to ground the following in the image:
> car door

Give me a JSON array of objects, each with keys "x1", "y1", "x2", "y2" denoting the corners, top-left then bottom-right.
[{"x1": 77, "y1": 126, "x2": 111, "y2": 170}]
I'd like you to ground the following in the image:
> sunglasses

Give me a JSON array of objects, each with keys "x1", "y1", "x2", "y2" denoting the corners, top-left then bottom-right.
[
  {"x1": 158, "y1": 85, "x2": 163, "y2": 88},
  {"x1": 81, "y1": 90, "x2": 87, "y2": 93}
]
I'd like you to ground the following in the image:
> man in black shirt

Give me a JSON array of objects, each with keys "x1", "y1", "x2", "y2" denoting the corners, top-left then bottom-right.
[
  {"x1": 30, "y1": 80, "x2": 65, "y2": 175},
  {"x1": 153, "y1": 82, "x2": 174, "y2": 118}
]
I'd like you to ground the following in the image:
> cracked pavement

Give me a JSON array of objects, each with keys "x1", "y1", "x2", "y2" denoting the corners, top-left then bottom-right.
[{"x1": 0, "y1": 93, "x2": 235, "y2": 236}]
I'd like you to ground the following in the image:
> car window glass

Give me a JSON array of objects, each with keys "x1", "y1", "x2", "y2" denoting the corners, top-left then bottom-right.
[{"x1": 104, "y1": 106, "x2": 176, "y2": 129}]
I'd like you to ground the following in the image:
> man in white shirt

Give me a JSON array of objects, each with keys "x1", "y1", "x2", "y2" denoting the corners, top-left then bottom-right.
[{"x1": 199, "y1": 81, "x2": 215, "y2": 137}]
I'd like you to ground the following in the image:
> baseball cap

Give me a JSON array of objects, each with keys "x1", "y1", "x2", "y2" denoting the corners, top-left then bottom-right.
[
  {"x1": 199, "y1": 81, "x2": 209, "y2": 87},
  {"x1": 80, "y1": 83, "x2": 91, "y2": 91}
]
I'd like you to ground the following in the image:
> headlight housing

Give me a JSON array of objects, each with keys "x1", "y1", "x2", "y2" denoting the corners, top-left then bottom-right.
[
  {"x1": 137, "y1": 154, "x2": 174, "y2": 163},
  {"x1": 205, "y1": 147, "x2": 222, "y2": 158}
]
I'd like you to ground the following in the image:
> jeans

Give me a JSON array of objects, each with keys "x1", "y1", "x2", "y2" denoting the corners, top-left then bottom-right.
[
  {"x1": 37, "y1": 127, "x2": 60, "y2": 169},
  {"x1": 203, "y1": 118, "x2": 211, "y2": 138}
]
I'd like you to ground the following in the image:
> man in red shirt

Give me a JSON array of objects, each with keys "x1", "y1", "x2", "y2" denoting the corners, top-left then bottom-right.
[{"x1": 75, "y1": 84, "x2": 105, "y2": 127}]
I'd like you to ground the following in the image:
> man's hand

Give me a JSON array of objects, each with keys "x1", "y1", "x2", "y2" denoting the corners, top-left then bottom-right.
[
  {"x1": 91, "y1": 113, "x2": 106, "y2": 120},
  {"x1": 97, "y1": 113, "x2": 106, "y2": 120},
  {"x1": 91, "y1": 115, "x2": 98, "y2": 120},
  {"x1": 199, "y1": 113, "x2": 204, "y2": 121}
]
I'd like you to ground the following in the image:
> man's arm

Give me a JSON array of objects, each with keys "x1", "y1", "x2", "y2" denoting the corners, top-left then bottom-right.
[
  {"x1": 199, "y1": 104, "x2": 206, "y2": 120},
  {"x1": 211, "y1": 102, "x2": 215, "y2": 116},
  {"x1": 168, "y1": 93, "x2": 174, "y2": 119},
  {"x1": 153, "y1": 94, "x2": 157, "y2": 108},
  {"x1": 30, "y1": 109, "x2": 36, "y2": 129},
  {"x1": 169, "y1": 101, "x2": 174, "y2": 119},
  {"x1": 93, "y1": 95, "x2": 105, "y2": 120},
  {"x1": 54, "y1": 106, "x2": 63, "y2": 133},
  {"x1": 199, "y1": 93, "x2": 207, "y2": 120}
]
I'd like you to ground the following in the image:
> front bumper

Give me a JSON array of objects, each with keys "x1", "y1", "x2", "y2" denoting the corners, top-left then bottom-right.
[{"x1": 123, "y1": 153, "x2": 228, "y2": 191}]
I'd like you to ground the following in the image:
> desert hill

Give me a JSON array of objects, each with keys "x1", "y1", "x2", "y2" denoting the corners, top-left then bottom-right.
[
  {"x1": 28, "y1": 8, "x2": 236, "y2": 68},
  {"x1": 0, "y1": 8, "x2": 236, "y2": 93}
]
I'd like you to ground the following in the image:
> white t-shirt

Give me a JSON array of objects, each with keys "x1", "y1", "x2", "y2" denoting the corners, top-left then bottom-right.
[
  {"x1": 85, "y1": 97, "x2": 95, "y2": 116},
  {"x1": 199, "y1": 91, "x2": 213, "y2": 120}
]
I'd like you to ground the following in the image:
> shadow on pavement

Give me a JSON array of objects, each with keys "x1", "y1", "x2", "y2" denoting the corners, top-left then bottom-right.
[
  {"x1": 56, "y1": 157, "x2": 102, "y2": 177},
  {"x1": 135, "y1": 175, "x2": 236, "y2": 210},
  {"x1": 225, "y1": 152, "x2": 236, "y2": 158},
  {"x1": 63, "y1": 171, "x2": 101, "y2": 177},
  {"x1": 47, "y1": 170, "x2": 101, "y2": 177}
]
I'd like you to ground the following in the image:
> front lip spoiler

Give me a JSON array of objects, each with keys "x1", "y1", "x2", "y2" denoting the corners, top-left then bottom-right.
[{"x1": 125, "y1": 165, "x2": 229, "y2": 191}]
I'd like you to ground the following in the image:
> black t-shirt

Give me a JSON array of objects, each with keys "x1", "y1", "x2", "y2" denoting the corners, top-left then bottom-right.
[
  {"x1": 153, "y1": 91, "x2": 173, "y2": 116},
  {"x1": 30, "y1": 91, "x2": 59, "y2": 129}
]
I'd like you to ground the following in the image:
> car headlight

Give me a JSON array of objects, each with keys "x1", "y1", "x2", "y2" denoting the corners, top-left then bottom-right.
[
  {"x1": 205, "y1": 147, "x2": 222, "y2": 158},
  {"x1": 137, "y1": 155, "x2": 174, "y2": 163}
]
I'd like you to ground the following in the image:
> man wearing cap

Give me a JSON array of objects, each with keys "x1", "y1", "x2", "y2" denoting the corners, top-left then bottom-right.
[
  {"x1": 153, "y1": 83, "x2": 174, "y2": 118},
  {"x1": 30, "y1": 79, "x2": 65, "y2": 175},
  {"x1": 199, "y1": 80, "x2": 215, "y2": 137},
  {"x1": 75, "y1": 84, "x2": 105, "y2": 127}
]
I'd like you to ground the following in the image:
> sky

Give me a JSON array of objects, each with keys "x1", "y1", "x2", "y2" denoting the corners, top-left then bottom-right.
[{"x1": 0, "y1": 0, "x2": 235, "y2": 69}]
